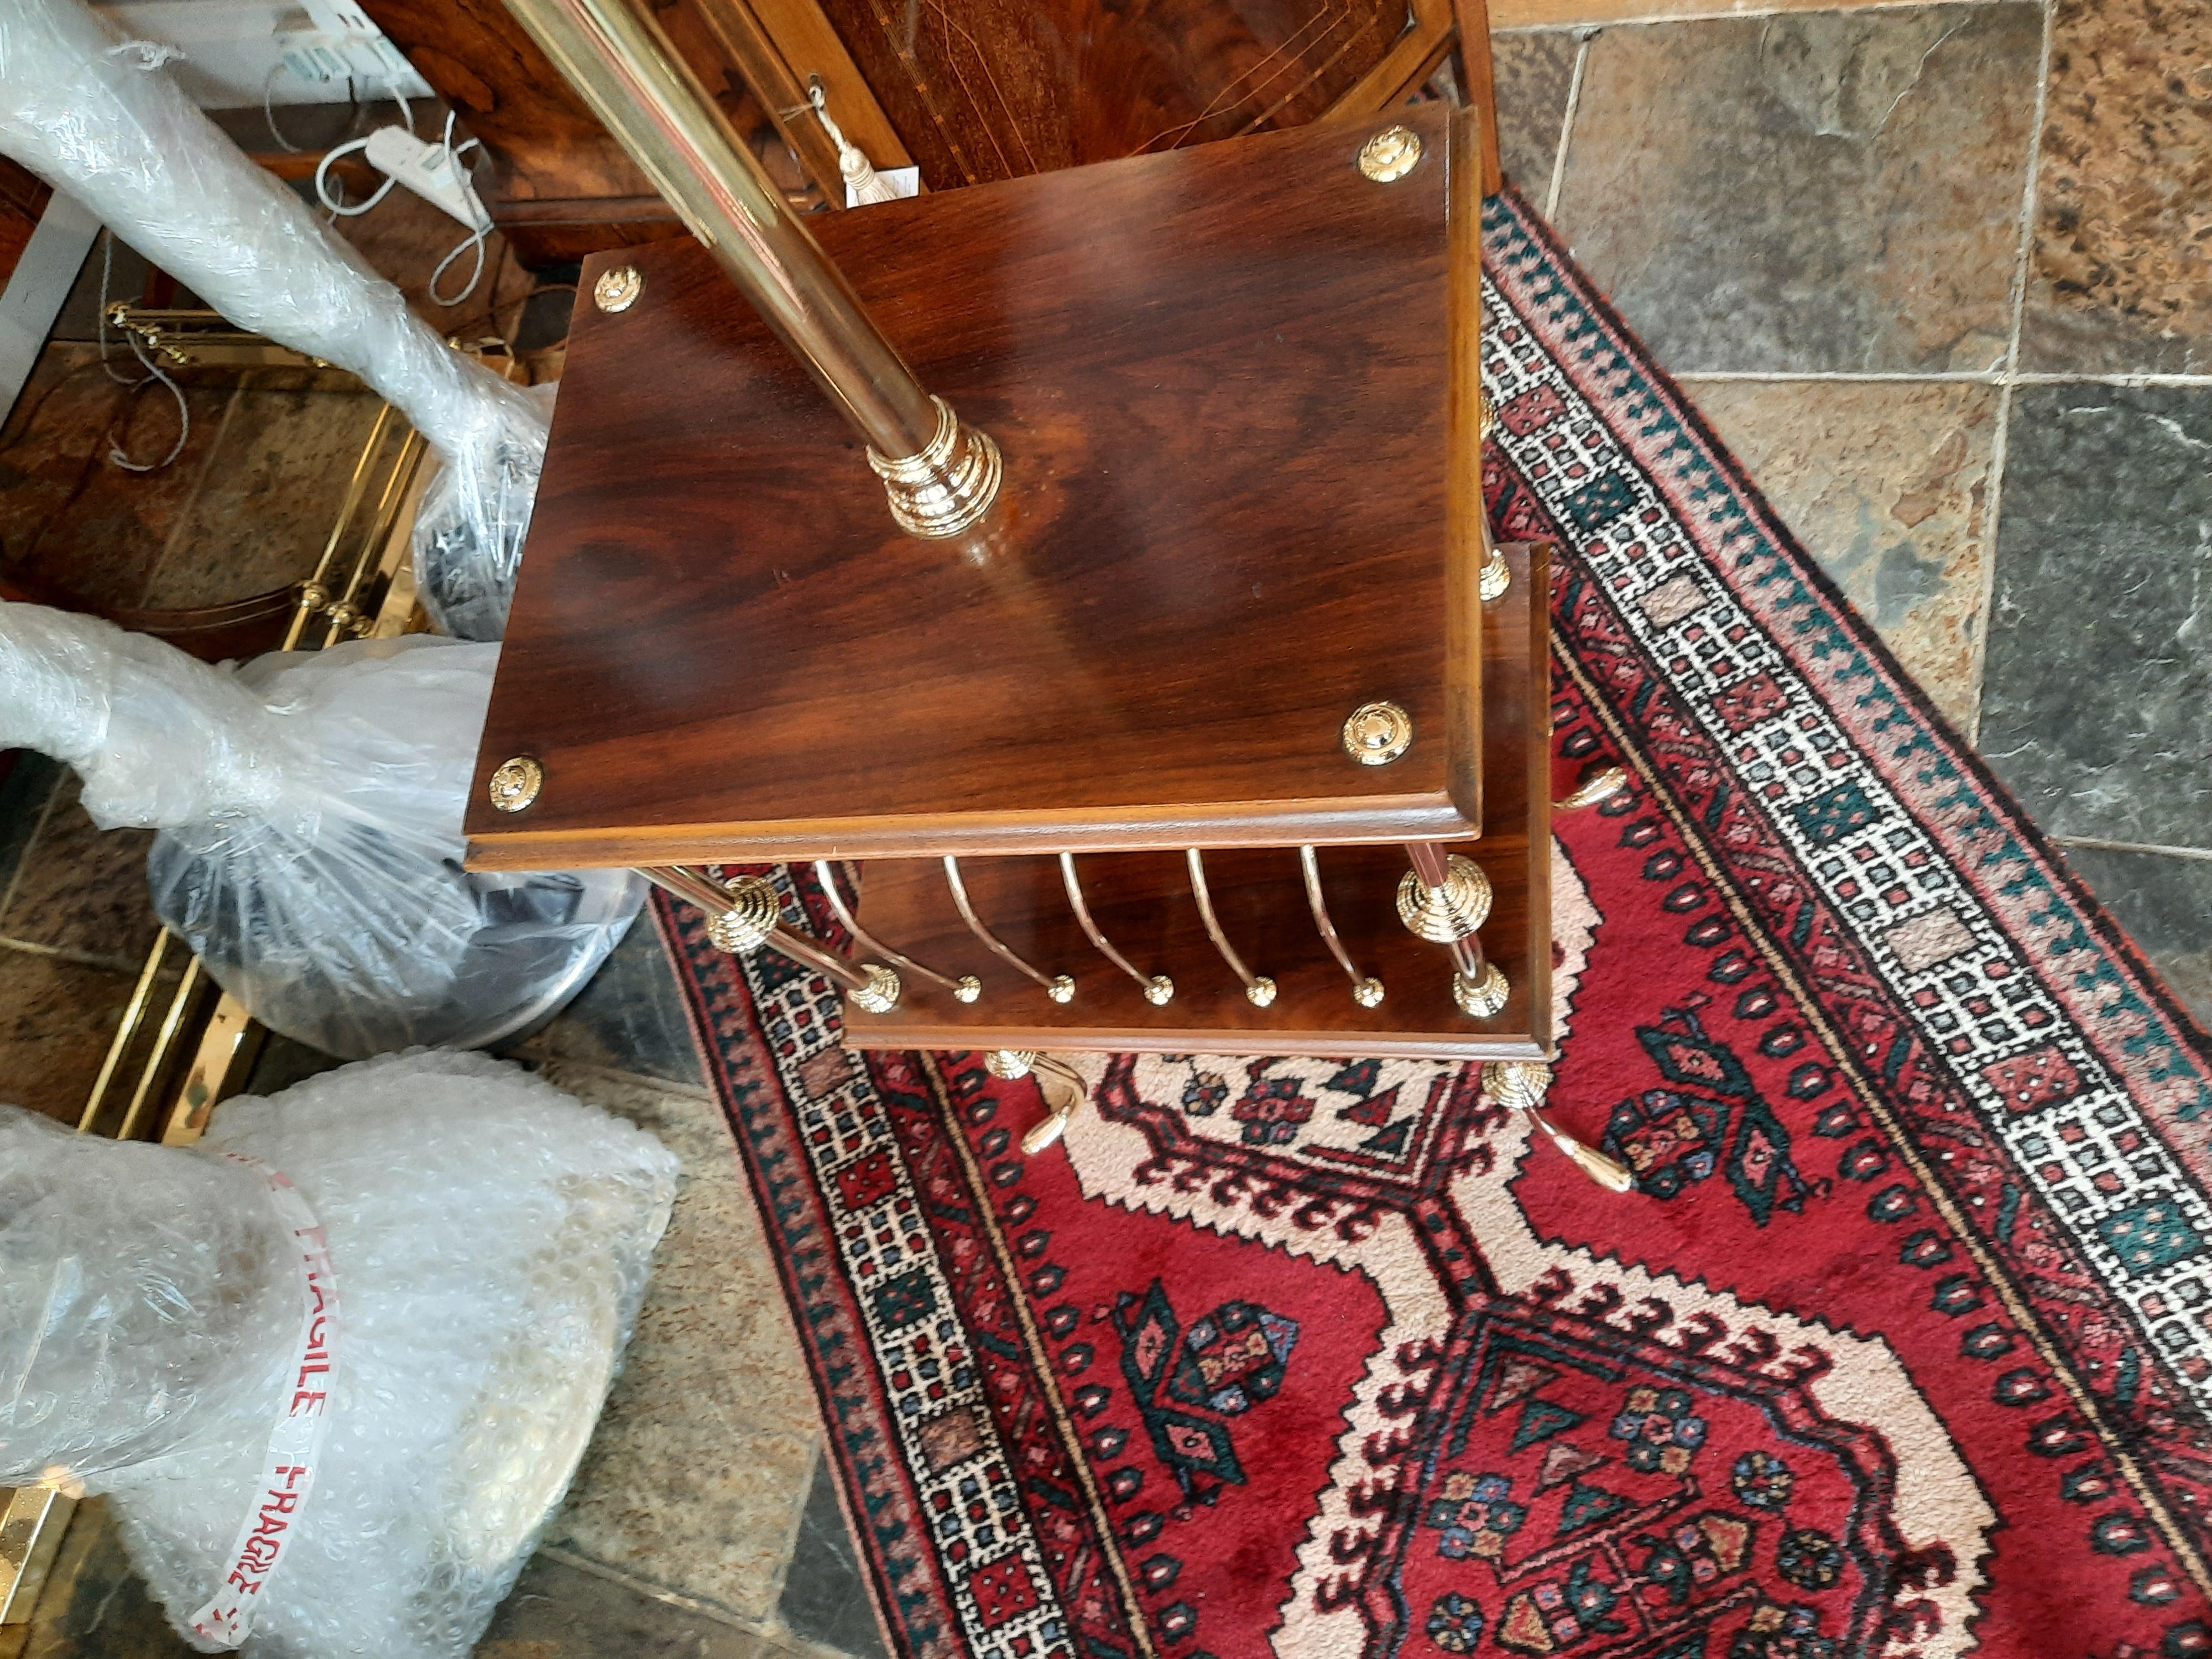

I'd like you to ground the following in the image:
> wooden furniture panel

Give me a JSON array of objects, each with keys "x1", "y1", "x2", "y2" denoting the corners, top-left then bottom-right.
[
  {"x1": 839, "y1": 541, "x2": 1550, "y2": 1059},
  {"x1": 466, "y1": 104, "x2": 1483, "y2": 868}
]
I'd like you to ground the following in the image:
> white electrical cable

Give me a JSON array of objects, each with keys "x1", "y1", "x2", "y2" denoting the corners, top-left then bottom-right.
[{"x1": 315, "y1": 110, "x2": 488, "y2": 307}]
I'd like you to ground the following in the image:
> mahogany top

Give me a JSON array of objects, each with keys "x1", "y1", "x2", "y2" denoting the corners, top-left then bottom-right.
[{"x1": 466, "y1": 103, "x2": 1483, "y2": 868}]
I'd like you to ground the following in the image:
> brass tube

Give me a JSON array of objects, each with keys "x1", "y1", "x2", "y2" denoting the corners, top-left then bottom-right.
[
  {"x1": 639, "y1": 865, "x2": 875, "y2": 993},
  {"x1": 1185, "y1": 849, "x2": 1276, "y2": 1008},
  {"x1": 1058, "y1": 854, "x2": 1171, "y2": 1005},
  {"x1": 117, "y1": 960, "x2": 203, "y2": 1143},
  {"x1": 79, "y1": 930, "x2": 172, "y2": 1134},
  {"x1": 286, "y1": 404, "x2": 393, "y2": 649},
  {"x1": 502, "y1": 0, "x2": 1002, "y2": 537},
  {"x1": 1298, "y1": 847, "x2": 1383, "y2": 1007},
  {"x1": 505, "y1": 0, "x2": 930, "y2": 451}
]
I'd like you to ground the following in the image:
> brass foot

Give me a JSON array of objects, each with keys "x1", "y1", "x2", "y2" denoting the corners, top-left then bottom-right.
[
  {"x1": 1483, "y1": 1061, "x2": 1634, "y2": 1192},
  {"x1": 1479, "y1": 541, "x2": 1511, "y2": 603},
  {"x1": 1555, "y1": 765, "x2": 1629, "y2": 811}
]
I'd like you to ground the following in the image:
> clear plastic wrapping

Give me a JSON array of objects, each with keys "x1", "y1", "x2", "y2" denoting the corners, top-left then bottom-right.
[
  {"x1": 0, "y1": 601, "x2": 643, "y2": 1057},
  {"x1": 0, "y1": 0, "x2": 549, "y2": 639},
  {"x1": 0, "y1": 1050, "x2": 681, "y2": 1657}
]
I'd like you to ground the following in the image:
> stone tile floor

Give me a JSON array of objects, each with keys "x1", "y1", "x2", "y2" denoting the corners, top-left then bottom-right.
[
  {"x1": 4, "y1": 0, "x2": 2209, "y2": 1649},
  {"x1": 1496, "y1": 0, "x2": 2212, "y2": 1020}
]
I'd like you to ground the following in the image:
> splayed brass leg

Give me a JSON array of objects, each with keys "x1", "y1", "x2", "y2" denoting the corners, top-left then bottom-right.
[
  {"x1": 983, "y1": 1050, "x2": 1086, "y2": 1154},
  {"x1": 1483, "y1": 1061, "x2": 1634, "y2": 1191},
  {"x1": 641, "y1": 866, "x2": 901, "y2": 1011},
  {"x1": 1555, "y1": 765, "x2": 1629, "y2": 811}
]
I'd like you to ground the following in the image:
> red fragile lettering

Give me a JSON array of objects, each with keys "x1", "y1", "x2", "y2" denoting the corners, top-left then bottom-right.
[{"x1": 238, "y1": 1534, "x2": 281, "y2": 1572}]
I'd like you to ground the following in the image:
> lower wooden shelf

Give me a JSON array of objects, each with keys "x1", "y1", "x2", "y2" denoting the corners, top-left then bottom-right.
[{"x1": 838, "y1": 544, "x2": 1552, "y2": 1061}]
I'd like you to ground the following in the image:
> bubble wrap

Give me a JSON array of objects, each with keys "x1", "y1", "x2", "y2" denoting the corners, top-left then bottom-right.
[
  {"x1": 0, "y1": 1051, "x2": 680, "y2": 1658},
  {"x1": 0, "y1": 0, "x2": 549, "y2": 639},
  {"x1": 0, "y1": 602, "x2": 643, "y2": 1057}
]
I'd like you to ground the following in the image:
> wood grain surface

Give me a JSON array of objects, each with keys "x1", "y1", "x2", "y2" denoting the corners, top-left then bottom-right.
[{"x1": 466, "y1": 104, "x2": 1486, "y2": 867}]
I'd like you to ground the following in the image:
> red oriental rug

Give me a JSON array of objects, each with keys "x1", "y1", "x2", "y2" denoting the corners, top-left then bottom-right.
[{"x1": 662, "y1": 188, "x2": 2212, "y2": 1659}]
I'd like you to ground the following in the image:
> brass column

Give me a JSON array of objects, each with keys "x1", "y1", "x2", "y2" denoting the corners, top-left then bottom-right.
[{"x1": 503, "y1": 0, "x2": 1000, "y2": 538}]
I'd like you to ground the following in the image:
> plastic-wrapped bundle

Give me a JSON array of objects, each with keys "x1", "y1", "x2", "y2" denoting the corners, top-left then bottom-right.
[
  {"x1": 0, "y1": 601, "x2": 642, "y2": 1056},
  {"x1": 0, "y1": 0, "x2": 548, "y2": 640},
  {"x1": 0, "y1": 1050, "x2": 681, "y2": 1658}
]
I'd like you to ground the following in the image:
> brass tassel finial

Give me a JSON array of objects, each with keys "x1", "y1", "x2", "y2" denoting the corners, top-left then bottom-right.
[{"x1": 1482, "y1": 1061, "x2": 1634, "y2": 1192}]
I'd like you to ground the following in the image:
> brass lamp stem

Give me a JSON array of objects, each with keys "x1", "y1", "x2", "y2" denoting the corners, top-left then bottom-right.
[{"x1": 503, "y1": 0, "x2": 1000, "y2": 538}]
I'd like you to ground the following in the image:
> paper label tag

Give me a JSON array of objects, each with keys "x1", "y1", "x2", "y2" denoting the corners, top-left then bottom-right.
[{"x1": 186, "y1": 1157, "x2": 340, "y2": 1649}]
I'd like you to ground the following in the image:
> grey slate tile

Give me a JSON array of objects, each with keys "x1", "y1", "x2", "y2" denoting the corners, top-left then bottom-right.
[
  {"x1": 2022, "y1": 0, "x2": 2212, "y2": 374},
  {"x1": 1979, "y1": 384, "x2": 2212, "y2": 850},
  {"x1": 1553, "y1": 4, "x2": 2040, "y2": 373},
  {"x1": 517, "y1": 910, "x2": 707, "y2": 1088},
  {"x1": 778, "y1": 1456, "x2": 889, "y2": 1659},
  {"x1": 479, "y1": 1553, "x2": 777, "y2": 1658},
  {"x1": 2058, "y1": 844, "x2": 2212, "y2": 1030},
  {"x1": 1491, "y1": 31, "x2": 1580, "y2": 206}
]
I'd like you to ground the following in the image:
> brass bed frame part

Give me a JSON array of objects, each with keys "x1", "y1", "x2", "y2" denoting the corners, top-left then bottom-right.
[{"x1": 0, "y1": 380, "x2": 435, "y2": 1629}]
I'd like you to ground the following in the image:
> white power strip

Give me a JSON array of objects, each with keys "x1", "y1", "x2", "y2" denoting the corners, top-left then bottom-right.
[{"x1": 362, "y1": 125, "x2": 490, "y2": 233}]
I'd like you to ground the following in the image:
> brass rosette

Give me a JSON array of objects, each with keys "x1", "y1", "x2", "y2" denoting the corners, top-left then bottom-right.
[
  {"x1": 705, "y1": 875, "x2": 782, "y2": 954},
  {"x1": 849, "y1": 963, "x2": 901, "y2": 1013}
]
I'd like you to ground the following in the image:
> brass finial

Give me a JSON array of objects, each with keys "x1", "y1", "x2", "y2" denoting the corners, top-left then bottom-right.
[
  {"x1": 987, "y1": 1049, "x2": 1037, "y2": 1081},
  {"x1": 848, "y1": 963, "x2": 901, "y2": 1013},
  {"x1": 1452, "y1": 961, "x2": 1509, "y2": 1017},
  {"x1": 867, "y1": 395, "x2": 1003, "y2": 539},
  {"x1": 1397, "y1": 854, "x2": 1493, "y2": 943},
  {"x1": 705, "y1": 874, "x2": 784, "y2": 953}
]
